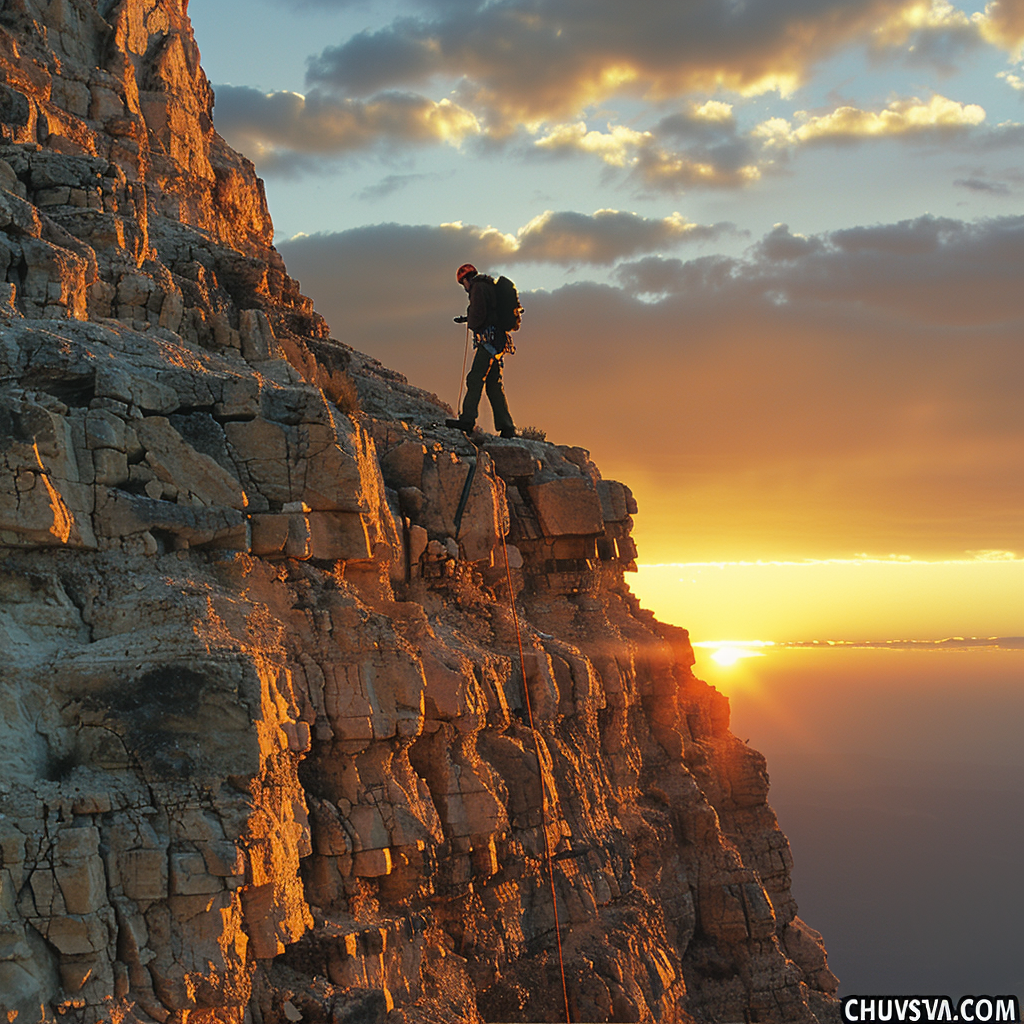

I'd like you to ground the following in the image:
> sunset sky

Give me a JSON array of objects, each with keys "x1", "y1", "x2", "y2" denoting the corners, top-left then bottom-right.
[{"x1": 189, "y1": 0, "x2": 1023, "y2": 640}]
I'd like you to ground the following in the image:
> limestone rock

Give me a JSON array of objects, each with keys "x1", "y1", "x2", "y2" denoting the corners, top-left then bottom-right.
[{"x1": 527, "y1": 475, "x2": 605, "y2": 536}]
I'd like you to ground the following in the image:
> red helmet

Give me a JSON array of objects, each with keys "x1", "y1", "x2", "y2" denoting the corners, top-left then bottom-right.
[{"x1": 456, "y1": 263, "x2": 477, "y2": 284}]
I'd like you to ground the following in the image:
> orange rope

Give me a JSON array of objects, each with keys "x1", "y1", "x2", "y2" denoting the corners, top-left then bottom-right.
[
  {"x1": 500, "y1": 524, "x2": 572, "y2": 1024},
  {"x1": 457, "y1": 323, "x2": 470, "y2": 414}
]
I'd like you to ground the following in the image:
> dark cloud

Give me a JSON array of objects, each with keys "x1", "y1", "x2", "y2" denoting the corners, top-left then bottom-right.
[
  {"x1": 629, "y1": 215, "x2": 1024, "y2": 325},
  {"x1": 281, "y1": 0, "x2": 479, "y2": 11},
  {"x1": 280, "y1": 209, "x2": 732, "y2": 303},
  {"x1": 303, "y1": 0, "x2": 920, "y2": 128},
  {"x1": 753, "y1": 224, "x2": 826, "y2": 261},
  {"x1": 280, "y1": 213, "x2": 1023, "y2": 559},
  {"x1": 356, "y1": 171, "x2": 450, "y2": 201},
  {"x1": 953, "y1": 177, "x2": 1008, "y2": 193},
  {"x1": 953, "y1": 175, "x2": 1014, "y2": 195},
  {"x1": 513, "y1": 210, "x2": 737, "y2": 263},
  {"x1": 654, "y1": 108, "x2": 755, "y2": 168},
  {"x1": 211, "y1": 84, "x2": 479, "y2": 172}
]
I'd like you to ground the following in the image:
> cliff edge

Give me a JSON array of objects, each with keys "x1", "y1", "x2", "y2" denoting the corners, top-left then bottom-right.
[{"x1": 0, "y1": 2, "x2": 839, "y2": 1021}]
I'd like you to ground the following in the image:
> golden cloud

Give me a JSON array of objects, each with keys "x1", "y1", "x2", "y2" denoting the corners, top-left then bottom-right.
[
  {"x1": 977, "y1": 0, "x2": 1024, "y2": 54},
  {"x1": 692, "y1": 100, "x2": 736, "y2": 123},
  {"x1": 872, "y1": 0, "x2": 1024, "y2": 60},
  {"x1": 755, "y1": 94, "x2": 986, "y2": 145},
  {"x1": 534, "y1": 108, "x2": 762, "y2": 190},
  {"x1": 533, "y1": 122, "x2": 652, "y2": 167},
  {"x1": 439, "y1": 209, "x2": 729, "y2": 264},
  {"x1": 872, "y1": 0, "x2": 975, "y2": 47},
  {"x1": 634, "y1": 148, "x2": 763, "y2": 189}
]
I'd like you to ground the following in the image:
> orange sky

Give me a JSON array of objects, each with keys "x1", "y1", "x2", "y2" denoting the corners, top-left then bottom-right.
[
  {"x1": 279, "y1": 224, "x2": 1023, "y2": 567},
  {"x1": 631, "y1": 559, "x2": 1024, "y2": 642}
]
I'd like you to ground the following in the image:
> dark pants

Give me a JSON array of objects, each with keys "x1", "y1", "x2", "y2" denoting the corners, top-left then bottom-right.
[{"x1": 460, "y1": 344, "x2": 514, "y2": 432}]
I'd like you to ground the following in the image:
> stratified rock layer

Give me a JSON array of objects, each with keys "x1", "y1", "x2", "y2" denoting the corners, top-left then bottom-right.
[{"x1": 0, "y1": 2, "x2": 839, "y2": 1022}]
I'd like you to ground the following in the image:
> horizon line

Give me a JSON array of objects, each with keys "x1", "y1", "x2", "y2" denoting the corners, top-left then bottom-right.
[
  {"x1": 693, "y1": 637, "x2": 1024, "y2": 650},
  {"x1": 639, "y1": 554, "x2": 1022, "y2": 567}
]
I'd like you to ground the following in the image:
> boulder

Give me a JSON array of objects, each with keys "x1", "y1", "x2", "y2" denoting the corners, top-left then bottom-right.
[
  {"x1": 527, "y1": 477, "x2": 604, "y2": 536},
  {"x1": 307, "y1": 511, "x2": 372, "y2": 561},
  {"x1": 138, "y1": 416, "x2": 247, "y2": 509}
]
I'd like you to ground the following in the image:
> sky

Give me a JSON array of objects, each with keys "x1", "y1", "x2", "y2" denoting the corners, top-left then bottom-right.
[{"x1": 187, "y1": 0, "x2": 1023, "y2": 638}]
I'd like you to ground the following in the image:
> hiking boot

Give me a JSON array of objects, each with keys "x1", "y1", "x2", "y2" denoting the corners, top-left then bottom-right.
[
  {"x1": 445, "y1": 418, "x2": 474, "y2": 432},
  {"x1": 500, "y1": 427, "x2": 517, "y2": 439}
]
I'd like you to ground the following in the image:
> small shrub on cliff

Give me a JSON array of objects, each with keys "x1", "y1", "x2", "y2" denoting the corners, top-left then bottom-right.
[
  {"x1": 520, "y1": 425, "x2": 546, "y2": 442},
  {"x1": 322, "y1": 367, "x2": 361, "y2": 415}
]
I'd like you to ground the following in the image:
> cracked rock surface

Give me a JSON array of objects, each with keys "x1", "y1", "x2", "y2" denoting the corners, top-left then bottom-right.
[{"x1": 0, "y1": 2, "x2": 838, "y2": 1021}]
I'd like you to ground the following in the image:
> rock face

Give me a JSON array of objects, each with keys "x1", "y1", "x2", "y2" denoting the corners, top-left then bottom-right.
[{"x1": 0, "y1": 3, "x2": 838, "y2": 1022}]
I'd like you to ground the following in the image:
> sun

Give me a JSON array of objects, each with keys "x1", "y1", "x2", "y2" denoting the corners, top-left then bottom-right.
[
  {"x1": 710, "y1": 646, "x2": 761, "y2": 667},
  {"x1": 694, "y1": 640, "x2": 774, "y2": 668}
]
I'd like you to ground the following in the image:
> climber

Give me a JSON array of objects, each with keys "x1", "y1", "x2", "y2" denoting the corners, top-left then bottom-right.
[{"x1": 445, "y1": 263, "x2": 517, "y2": 439}]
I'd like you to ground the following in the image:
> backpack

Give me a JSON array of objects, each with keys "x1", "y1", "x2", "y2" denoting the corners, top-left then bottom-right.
[{"x1": 493, "y1": 275, "x2": 524, "y2": 332}]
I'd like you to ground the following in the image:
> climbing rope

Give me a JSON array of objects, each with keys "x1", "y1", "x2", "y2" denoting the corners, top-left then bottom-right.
[
  {"x1": 500, "y1": 515, "x2": 572, "y2": 1024},
  {"x1": 457, "y1": 322, "x2": 471, "y2": 413}
]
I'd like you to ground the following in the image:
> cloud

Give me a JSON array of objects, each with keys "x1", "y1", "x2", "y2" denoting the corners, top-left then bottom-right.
[
  {"x1": 302, "y1": 0, "x2": 925, "y2": 129},
  {"x1": 212, "y1": 84, "x2": 480, "y2": 171},
  {"x1": 753, "y1": 224, "x2": 826, "y2": 261},
  {"x1": 213, "y1": 81, "x2": 766, "y2": 188},
  {"x1": 997, "y1": 66, "x2": 1024, "y2": 89},
  {"x1": 977, "y1": 0, "x2": 1024, "y2": 56},
  {"x1": 631, "y1": 145, "x2": 763, "y2": 191},
  {"x1": 777, "y1": 636, "x2": 1024, "y2": 649},
  {"x1": 534, "y1": 123, "x2": 652, "y2": 168},
  {"x1": 280, "y1": 209, "x2": 733, "y2": 288},
  {"x1": 755, "y1": 94, "x2": 986, "y2": 146},
  {"x1": 531, "y1": 94, "x2": 995, "y2": 189},
  {"x1": 511, "y1": 209, "x2": 735, "y2": 263},
  {"x1": 870, "y1": 0, "x2": 985, "y2": 70},
  {"x1": 233, "y1": 0, "x2": 1021, "y2": 189},
  {"x1": 533, "y1": 104, "x2": 765, "y2": 191},
  {"x1": 953, "y1": 176, "x2": 1012, "y2": 194},
  {"x1": 867, "y1": 0, "x2": 1024, "y2": 68},
  {"x1": 356, "y1": 171, "x2": 451, "y2": 201},
  {"x1": 651, "y1": 215, "x2": 1024, "y2": 325}
]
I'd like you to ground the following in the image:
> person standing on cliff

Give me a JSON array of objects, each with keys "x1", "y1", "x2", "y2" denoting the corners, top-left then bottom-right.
[{"x1": 445, "y1": 263, "x2": 517, "y2": 439}]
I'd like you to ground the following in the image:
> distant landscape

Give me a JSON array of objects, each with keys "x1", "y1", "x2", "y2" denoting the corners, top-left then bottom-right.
[{"x1": 718, "y1": 645, "x2": 1024, "y2": 1000}]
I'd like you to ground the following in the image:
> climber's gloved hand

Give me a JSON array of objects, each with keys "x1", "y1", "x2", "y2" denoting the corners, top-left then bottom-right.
[{"x1": 453, "y1": 315, "x2": 468, "y2": 323}]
